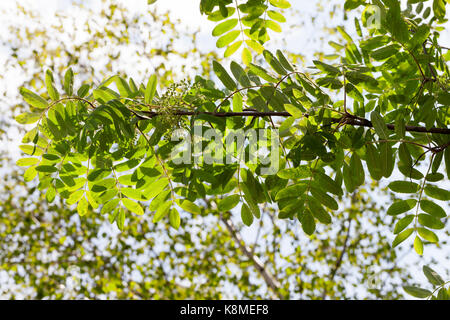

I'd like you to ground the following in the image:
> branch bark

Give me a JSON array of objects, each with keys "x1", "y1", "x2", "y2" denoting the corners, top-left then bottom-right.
[{"x1": 137, "y1": 110, "x2": 450, "y2": 135}]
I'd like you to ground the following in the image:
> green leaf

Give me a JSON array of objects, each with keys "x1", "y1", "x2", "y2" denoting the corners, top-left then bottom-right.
[
  {"x1": 433, "y1": 0, "x2": 446, "y2": 20},
  {"x1": 426, "y1": 173, "x2": 444, "y2": 183},
  {"x1": 144, "y1": 178, "x2": 169, "y2": 200},
  {"x1": 24, "y1": 166, "x2": 37, "y2": 182},
  {"x1": 242, "y1": 47, "x2": 252, "y2": 66},
  {"x1": 121, "y1": 188, "x2": 144, "y2": 201},
  {"x1": 275, "y1": 183, "x2": 308, "y2": 201},
  {"x1": 248, "y1": 63, "x2": 278, "y2": 82},
  {"x1": 370, "y1": 111, "x2": 389, "y2": 140},
  {"x1": 232, "y1": 92, "x2": 243, "y2": 112},
  {"x1": 392, "y1": 228, "x2": 414, "y2": 247},
  {"x1": 218, "y1": 194, "x2": 240, "y2": 211},
  {"x1": 101, "y1": 198, "x2": 120, "y2": 215},
  {"x1": 300, "y1": 210, "x2": 315, "y2": 235},
  {"x1": 45, "y1": 70, "x2": 60, "y2": 100},
  {"x1": 213, "y1": 60, "x2": 237, "y2": 91},
  {"x1": 310, "y1": 188, "x2": 338, "y2": 211},
  {"x1": 116, "y1": 208, "x2": 125, "y2": 230},
  {"x1": 245, "y1": 40, "x2": 264, "y2": 55},
  {"x1": 276, "y1": 50, "x2": 294, "y2": 71},
  {"x1": 36, "y1": 165, "x2": 58, "y2": 173},
  {"x1": 313, "y1": 171, "x2": 343, "y2": 196},
  {"x1": 350, "y1": 153, "x2": 365, "y2": 188},
  {"x1": 114, "y1": 75, "x2": 132, "y2": 97},
  {"x1": 63, "y1": 68, "x2": 74, "y2": 96},
  {"x1": 387, "y1": 199, "x2": 417, "y2": 216},
  {"x1": 263, "y1": 50, "x2": 287, "y2": 75},
  {"x1": 414, "y1": 236, "x2": 423, "y2": 255},
  {"x1": 307, "y1": 197, "x2": 332, "y2": 223},
  {"x1": 177, "y1": 199, "x2": 201, "y2": 215},
  {"x1": 380, "y1": 142, "x2": 394, "y2": 178},
  {"x1": 169, "y1": 208, "x2": 180, "y2": 229},
  {"x1": 267, "y1": 10, "x2": 286, "y2": 23},
  {"x1": 93, "y1": 87, "x2": 119, "y2": 104},
  {"x1": 77, "y1": 196, "x2": 89, "y2": 217},
  {"x1": 336, "y1": 26, "x2": 353, "y2": 43},
  {"x1": 20, "y1": 145, "x2": 42, "y2": 156},
  {"x1": 87, "y1": 169, "x2": 110, "y2": 182},
  {"x1": 313, "y1": 60, "x2": 340, "y2": 75},
  {"x1": 212, "y1": 19, "x2": 238, "y2": 36},
  {"x1": 145, "y1": 75, "x2": 157, "y2": 104},
  {"x1": 284, "y1": 104, "x2": 303, "y2": 119},
  {"x1": 122, "y1": 198, "x2": 144, "y2": 215},
  {"x1": 241, "y1": 203, "x2": 254, "y2": 226},
  {"x1": 403, "y1": 286, "x2": 432, "y2": 299},
  {"x1": 388, "y1": 181, "x2": 419, "y2": 194},
  {"x1": 86, "y1": 191, "x2": 99, "y2": 209},
  {"x1": 370, "y1": 45, "x2": 399, "y2": 60},
  {"x1": 365, "y1": 144, "x2": 382, "y2": 180},
  {"x1": 417, "y1": 227, "x2": 439, "y2": 243},
  {"x1": 398, "y1": 143, "x2": 412, "y2": 168},
  {"x1": 423, "y1": 266, "x2": 445, "y2": 286},
  {"x1": 149, "y1": 190, "x2": 170, "y2": 211},
  {"x1": 424, "y1": 185, "x2": 450, "y2": 201},
  {"x1": 67, "y1": 190, "x2": 85, "y2": 205},
  {"x1": 444, "y1": 147, "x2": 450, "y2": 179},
  {"x1": 20, "y1": 87, "x2": 48, "y2": 109},
  {"x1": 420, "y1": 200, "x2": 447, "y2": 219},
  {"x1": 418, "y1": 214, "x2": 445, "y2": 230},
  {"x1": 15, "y1": 112, "x2": 41, "y2": 125},
  {"x1": 16, "y1": 157, "x2": 39, "y2": 167},
  {"x1": 224, "y1": 40, "x2": 243, "y2": 57},
  {"x1": 269, "y1": 0, "x2": 291, "y2": 9},
  {"x1": 277, "y1": 166, "x2": 310, "y2": 180},
  {"x1": 153, "y1": 200, "x2": 171, "y2": 222},
  {"x1": 395, "y1": 115, "x2": 405, "y2": 139},
  {"x1": 343, "y1": 162, "x2": 355, "y2": 193},
  {"x1": 230, "y1": 61, "x2": 251, "y2": 87},
  {"x1": 21, "y1": 127, "x2": 39, "y2": 143},
  {"x1": 394, "y1": 215, "x2": 414, "y2": 234},
  {"x1": 77, "y1": 84, "x2": 90, "y2": 98},
  {"x1": 216, "y1": 30, "x2": 240, "y2": 48},
  {"x1": 46, "y1": 186, "x2": 56, "y2": 203}
]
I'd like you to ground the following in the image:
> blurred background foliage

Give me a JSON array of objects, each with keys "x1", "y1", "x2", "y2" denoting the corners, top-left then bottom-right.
[{"x1": 0, "y1": 0, "x2": 447, "y2": 299}]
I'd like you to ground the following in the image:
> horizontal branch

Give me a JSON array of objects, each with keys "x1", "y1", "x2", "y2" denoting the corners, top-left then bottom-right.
[
  {"x1": 346, "y1": 117, "x2": 450, "y2": 135},
  {"x1": 138, "y1": 110, "x2": 450, "y2": 135}
]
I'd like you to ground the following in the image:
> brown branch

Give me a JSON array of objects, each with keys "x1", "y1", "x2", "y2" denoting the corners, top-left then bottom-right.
[
  {"x1": 345, "y1": 117, "x2": 450, "y2": 135},
  {"x1": 135, "y1": 110, "x2": 450, "y2": 135}
]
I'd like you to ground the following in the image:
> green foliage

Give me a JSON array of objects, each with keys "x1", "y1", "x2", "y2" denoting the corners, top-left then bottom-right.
[
  {"x1": 15, "y1": 0, "x2": 450, "y2": 258},
  {"x1": 6, "y1": 0, "x2": 450, "y2": 300},
  {"x1": 403, "y1": 265, "x2": 449, "y2": 300},
  {"x1": 201, "y1": 0, "x2": 291, "y2": 62}
]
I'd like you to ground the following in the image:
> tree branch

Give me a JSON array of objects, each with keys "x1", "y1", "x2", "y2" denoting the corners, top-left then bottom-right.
[{"x1": 136, "y1": 110, "x2": 450, "y2": 135}]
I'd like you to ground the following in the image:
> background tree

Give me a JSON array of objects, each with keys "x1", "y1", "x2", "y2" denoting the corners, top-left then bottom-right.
[{"x1": 1, "y1": 0, "x2": 449, "y2": 299}]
